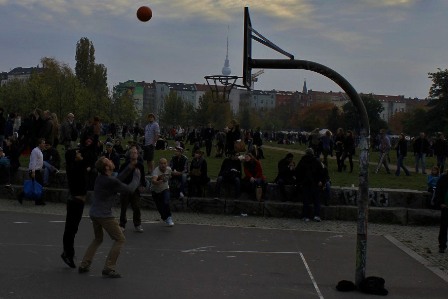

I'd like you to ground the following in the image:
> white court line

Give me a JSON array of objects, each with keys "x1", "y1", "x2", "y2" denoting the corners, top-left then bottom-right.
[
  {"x1": 385, "y1": 234, "x2": 448, "y2": 283},
  {"x1": 216, "y1": 250, "x2": 299, "y2": 254},
  {"x1": 182, "y1": 246, "x2": 216, "y2": 253},
  {"x1": 182, "y1": 247, "x2": 299, "y2": 255},
  {"x1": 300, "y1": 252, "x2": 324, "y2": 299},
  {"x1": 181, "y1": 248, "x2": 324, "y2": 298}
]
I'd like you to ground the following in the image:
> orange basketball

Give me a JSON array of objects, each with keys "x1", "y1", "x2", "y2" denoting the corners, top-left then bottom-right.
[{"x1": 136, "y1": 6, "x2": 152, "y2": 22}]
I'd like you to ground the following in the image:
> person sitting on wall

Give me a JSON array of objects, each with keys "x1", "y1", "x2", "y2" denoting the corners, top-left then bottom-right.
[
  {"x1": 214, "y1": 152, "x2": 242, "y2": 199},
  {"x1": 242, "y1": 153, "x2": 267, "y2": 201},
  {"x1": 188, "y1": 150, "x2": 209, "y2": 197},
  {"x1": 274, "y1": 152, "x2": 296, "y2": 201},
  {"x1": 169, "y1": 145, "x2": 189, "y2": 200},
  {"x1": 42, "y1": 141, "x2": 61, "y2": 186}
]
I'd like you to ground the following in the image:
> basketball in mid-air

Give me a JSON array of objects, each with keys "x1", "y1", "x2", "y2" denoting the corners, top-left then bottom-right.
[{"x1": 136, "y1": 6, "x2": 152, "y2": 22}]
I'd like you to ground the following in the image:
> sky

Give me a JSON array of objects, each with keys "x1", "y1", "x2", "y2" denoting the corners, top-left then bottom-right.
[{"x1": 1, "y1": 0, "x2": 447, "y2": 99}]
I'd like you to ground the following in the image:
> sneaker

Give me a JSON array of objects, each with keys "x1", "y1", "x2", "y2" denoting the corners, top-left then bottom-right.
[
  {"x1": 134, "y1": 225, "x2": 144, "y2": 233},
  {"x1": 165, "y1": 216, "x2": 174, "y2": 227},
  {"x1": 61, "y1": 252, "x2": 76, "y2": 268},
  {"x1": 179, "y1": 192, "x2": 185, "y2": 199},
  {"x1": 102, "y1": 269, "x2": 122, "y2": 278},
  {"x1": 78, "y1": 266, "x2": 90, "y2": 274},
  {"x1": 313, "y1": 216, "x2": 322, "y2": 222},
  {"x1": 302, "y1": 217, "x2": 310, "y2": 222},
  {"x1": 119, "y1": 226, "x2": 125, "y2": 232}
]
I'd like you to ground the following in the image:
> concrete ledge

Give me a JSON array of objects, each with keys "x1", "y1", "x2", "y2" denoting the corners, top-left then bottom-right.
[
  {"x1": 8, "y1": 184, "x2": 438, "y2": 225},
  {"x1": 407, "y1": 208, "x2": 440, "y2": 226},
  {"x1": 9, "y1": 168, "x2": 440, "y2": 226},
  {"x1": 12, "y1": 167, "x2": 431, "y2": 207}
]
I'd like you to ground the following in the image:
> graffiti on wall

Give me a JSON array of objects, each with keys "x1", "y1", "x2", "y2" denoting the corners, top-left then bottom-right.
[{"x1": 339, "y1": 189, "x2": 389, "y2": 207}]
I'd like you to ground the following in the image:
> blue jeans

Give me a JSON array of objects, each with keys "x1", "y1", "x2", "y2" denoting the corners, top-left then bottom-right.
[
  {"x1": 395, "y1": 155, "x2": 410, "y2": 176},
  {"x1": 437, "y1": 155, "x2": 446, "y2": 173},
  {"x1": 171, "y1": 173, "x2": 187, "y2": 194},
  {"x1": 43, "y1": 161, "x2": 58, "y2": 185},
  {"x1": 415, "y1": 153, "x2": 426, "y2": 173},
  {"x1": 152, "y1": 189, "x2": 171, "y2": 221}
]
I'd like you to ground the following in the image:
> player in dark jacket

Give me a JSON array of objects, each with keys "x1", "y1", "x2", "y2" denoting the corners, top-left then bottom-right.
[
  {"x1": 295, "y1": 148, "x2": 325, "y2": 222},
  {"x1": 61, "y1": 148, "x2": 88, "y2": 268}
]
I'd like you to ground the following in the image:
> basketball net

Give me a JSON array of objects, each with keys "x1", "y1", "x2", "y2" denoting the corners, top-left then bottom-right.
[{"x1": 204, "y1": 75, "x2": 238, "y2": 103}]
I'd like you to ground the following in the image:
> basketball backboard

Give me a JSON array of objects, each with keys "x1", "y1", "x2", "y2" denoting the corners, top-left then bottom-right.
[{"x1": 243, "y1": 7, "x2": 252, "y2": 89}]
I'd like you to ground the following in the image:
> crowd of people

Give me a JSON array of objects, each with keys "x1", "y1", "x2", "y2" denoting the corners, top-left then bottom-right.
[{"x1": 2, "y1": 107, "x2": 447, "y2": 275}]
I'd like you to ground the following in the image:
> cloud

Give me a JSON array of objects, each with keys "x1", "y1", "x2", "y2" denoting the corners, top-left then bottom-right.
[
  {"x1": 369, "y1": 0, "x2": 417, "y2": 6},
  {"x1": 4, "y1": 0, "x2": 315, "y2": 24}
]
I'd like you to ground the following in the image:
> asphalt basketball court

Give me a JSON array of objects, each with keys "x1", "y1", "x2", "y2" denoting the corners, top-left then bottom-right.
[{"x1": 0, "y1": 210, "x2": 447, "y2": 299}]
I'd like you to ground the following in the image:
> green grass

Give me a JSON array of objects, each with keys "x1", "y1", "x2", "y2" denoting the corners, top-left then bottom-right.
[
  {"x1": 158, "y1": 140, "x2": 431, "y2": 191},
  {"x1": 20, "y1": 138, "x2": 433, "y2": 191}
]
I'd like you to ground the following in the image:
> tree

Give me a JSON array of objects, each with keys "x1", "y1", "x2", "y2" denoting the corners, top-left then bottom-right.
[
  {"x1": 40, "y1": 57, "x2": 79, "y2": 119},
  {"x1": 297, "y1": 102, "x2": 335, "y2": 131},
  {"x1": 426, "y1": 68, "x2": 448, "y2": 133},
  {"x1": 265, "y1": 104, "x2": 297, "y2": 130},
  {"x1": 343, "y1": 94, "x2": 387, "y2": 136},
  {"x1": 111, "y1": 92, "x2": 138, "y2": 125},
  {"x1": 203, "y1": 92, "x2": 232, "y2": 129},
  {"x1": 195, "y1": 93, "x2": 211, "y2": 125},
  {"x1": 0, "y1": 78, "x2": 33, "y2": 114},
  {"x1": 388, "y1": 111, "x2": 406, "y2": 134},
  {"x1": 0, "y1": 57, "x2": 86, "y2": 120},
  {"x1": 75, "y1": 37, "x2": 95, "y2": 88},
  {"x1": 238, "y1": 104, "x2": 252, "y2": 130},
  {"x1": 74, "y1": 37, "x2": 110, "y2": 120},
  {"x1": 402, "y1": 108, "x2": 428, "y2": 136},
  {"x1": 160, "y1": 91, "x2": 185, "y2": 127},
  {"x1": 326, "y1": 106, "x2": 345, "y2": 134},
  {"x1": 193, "y1": 91, "x2": 234, "y2": 129}
]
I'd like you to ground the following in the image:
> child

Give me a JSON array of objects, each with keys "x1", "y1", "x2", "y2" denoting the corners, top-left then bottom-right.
[
  {"x1": 428, "y1": 166, "x2": 440, "y2": 191},
  {"x1": 427, "y1": 166, "x2": 440, "y2": 208}
]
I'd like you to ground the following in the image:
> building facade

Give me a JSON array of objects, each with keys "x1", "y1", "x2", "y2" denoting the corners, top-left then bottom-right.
[{"x1": 0, "y1": 66, "x2": 43, "y2": 86}]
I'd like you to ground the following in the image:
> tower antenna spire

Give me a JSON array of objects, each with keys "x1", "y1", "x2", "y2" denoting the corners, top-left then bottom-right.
[{"x1": 221, "y1": 25, "x2": 231, "y2": 76}]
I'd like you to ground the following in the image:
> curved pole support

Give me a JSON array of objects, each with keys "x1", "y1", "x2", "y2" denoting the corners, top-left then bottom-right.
[{"x1": 251, "y1": 58, "x2": 370, "y2": 285}]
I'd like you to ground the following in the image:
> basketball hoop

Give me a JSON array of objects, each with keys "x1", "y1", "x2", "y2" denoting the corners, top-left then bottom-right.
[{"x1": 204, "y1": 75, "x2": 239, "y2": 103}]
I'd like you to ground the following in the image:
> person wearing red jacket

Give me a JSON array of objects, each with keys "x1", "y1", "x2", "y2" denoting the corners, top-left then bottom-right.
[{"x1": 242, "y1": 153, "x2": 266, "y2": 201}]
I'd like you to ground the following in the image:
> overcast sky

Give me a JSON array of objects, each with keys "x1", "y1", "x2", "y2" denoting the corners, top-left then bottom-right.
[{"x1": 1, "y1": 0, "x2": 446, "y2": 99}]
